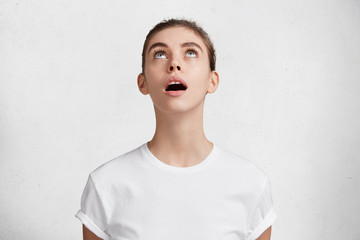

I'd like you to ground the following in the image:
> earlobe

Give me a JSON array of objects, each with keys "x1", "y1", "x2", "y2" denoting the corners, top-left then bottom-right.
[
  {"x1": 137, "y1": 73, "x2": 149, "y2": 95},
  {"x1": 207, "y1": 71, "x2": 220, "y2": 94}
]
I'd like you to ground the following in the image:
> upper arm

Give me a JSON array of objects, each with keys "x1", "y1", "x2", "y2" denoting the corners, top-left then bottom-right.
[
  {"x1": 82, "y1": 225, "x2": 103, "y2": 240},
  {"x1": 256, "y1": 226, "x2": 272, "y2": 240}
]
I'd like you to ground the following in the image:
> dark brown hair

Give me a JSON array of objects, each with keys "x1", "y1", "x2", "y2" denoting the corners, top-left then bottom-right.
[{"x1": 141, "y1": 18, "x2": 216, "y2": 74}]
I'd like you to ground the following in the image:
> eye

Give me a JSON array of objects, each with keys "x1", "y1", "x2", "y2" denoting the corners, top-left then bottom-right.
[
  {"x1": 154, "y1": 49, "x2": 167, "y2": 59},
  {"x1": 185, "y1": 48, "x2": 198, "y2": 58}
]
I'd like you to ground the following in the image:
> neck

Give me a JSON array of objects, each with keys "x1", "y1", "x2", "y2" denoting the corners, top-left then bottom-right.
[{"x1": 147, "y1": 101, "x2": 213, "y2": 167}]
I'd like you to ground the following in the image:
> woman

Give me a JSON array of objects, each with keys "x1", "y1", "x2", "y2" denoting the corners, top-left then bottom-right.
[{"x1": 76, "y1": 18, "x2": 277, "y2": 240}]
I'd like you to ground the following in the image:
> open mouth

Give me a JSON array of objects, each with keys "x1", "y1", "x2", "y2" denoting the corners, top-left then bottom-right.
[{"x1": 165, "y1": 81, "x2": 188, "y2": 91}]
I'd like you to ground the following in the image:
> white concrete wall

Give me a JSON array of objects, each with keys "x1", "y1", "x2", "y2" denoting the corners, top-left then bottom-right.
[{"x1": 1, "y1": 0, "x2": 359, "y2": 239}]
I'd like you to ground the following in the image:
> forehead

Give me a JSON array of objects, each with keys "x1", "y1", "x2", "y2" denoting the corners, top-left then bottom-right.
[{"x1": 147, "y1": 26, "x2": 206, "y2": 51}]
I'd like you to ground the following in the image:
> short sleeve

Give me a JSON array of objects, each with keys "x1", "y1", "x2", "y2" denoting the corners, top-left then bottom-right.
[
  {"x1": 247, "y1": 177, "x2": 277, "y2": 240},
  {"x1": 75, "y1": 175, "x2": 111, "y2": 240}
]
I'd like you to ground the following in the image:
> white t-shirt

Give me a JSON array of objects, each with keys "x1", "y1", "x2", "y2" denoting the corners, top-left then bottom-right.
[{"x1": 75, "y1": 143, "x2": 277, "y2": 240}]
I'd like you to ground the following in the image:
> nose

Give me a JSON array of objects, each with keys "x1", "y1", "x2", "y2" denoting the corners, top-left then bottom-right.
[
  {"x1": 168, "y1": 54, "x2": 182, "y2": 72},
  {"x1": 169, "y1": 65, "x2": 181, "y2": 71}
]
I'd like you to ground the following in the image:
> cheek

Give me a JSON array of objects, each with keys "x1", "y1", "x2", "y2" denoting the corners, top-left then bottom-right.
[
  {"x1": 190, "y1": 60, "x2": 211, "y2": 77},
  {"x1": 191, "y1": 71, "x2": 211, "y2": 91},
  {"x1": 145, "y1": 62, "x2": 164, "y2": 79}
]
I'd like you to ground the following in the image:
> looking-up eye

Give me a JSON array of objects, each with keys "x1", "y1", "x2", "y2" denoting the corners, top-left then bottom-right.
[
  {"x1": 154, "y1": 49, "x2": 167, "y2": 59},
  {"x1": 185, "y1": 48, "x2": 198, "y2": 58}
]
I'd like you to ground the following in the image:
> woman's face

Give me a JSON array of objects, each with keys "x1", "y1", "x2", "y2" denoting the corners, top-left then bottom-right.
[{"x1": 138, "y1": 26, "x2": 219, "y2": 114}]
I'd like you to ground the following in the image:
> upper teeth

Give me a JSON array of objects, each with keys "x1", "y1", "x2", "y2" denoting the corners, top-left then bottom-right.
[{"x1": 168, "y1": 81, "x2": 182, "y2": 85}]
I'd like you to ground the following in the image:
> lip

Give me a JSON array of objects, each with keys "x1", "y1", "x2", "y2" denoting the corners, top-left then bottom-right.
[{"x1": 163, "y1": 76, "x2": 188, "y2": 97}]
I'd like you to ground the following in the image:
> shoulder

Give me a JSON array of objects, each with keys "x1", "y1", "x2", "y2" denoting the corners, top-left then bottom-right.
[
  {"x1": 216, "y1": 144, "x2": 270, "y2": 191},
  {"x1": 88, "y1": 143, "x2": 146, "y2": 185}
]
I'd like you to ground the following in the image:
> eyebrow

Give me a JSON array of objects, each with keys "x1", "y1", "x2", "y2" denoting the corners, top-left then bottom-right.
[
  {"x1": 181, "y1": 42, "x2": 203, "y2": 52},
  {"x1": 148, "y1": 42, "x2": 168, "y2": 53},
  {"x1": 147, "y1": 42, "x2": 203, "y2": 53}
]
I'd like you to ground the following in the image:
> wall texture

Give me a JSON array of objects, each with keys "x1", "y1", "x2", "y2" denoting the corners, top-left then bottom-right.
[{"x1": 1, "y1": 0, "x2": 359, "y2": 239}]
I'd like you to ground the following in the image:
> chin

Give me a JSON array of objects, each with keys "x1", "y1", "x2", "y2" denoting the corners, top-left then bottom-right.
[{"x1": 155, "y1": 102, "x2": 205, "y2": 115}]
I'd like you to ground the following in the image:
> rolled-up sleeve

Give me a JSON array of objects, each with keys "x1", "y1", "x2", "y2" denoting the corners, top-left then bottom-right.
[
  {"x1": 247, "y1": 177, "x2": 277, "y2": 240},
  {"x1": 75, "y1": 175, "x2": 111, "y2": 240}
]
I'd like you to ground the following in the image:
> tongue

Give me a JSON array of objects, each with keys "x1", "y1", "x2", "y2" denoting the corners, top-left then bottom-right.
[{"x1": 166, "y1": 84, "x2": 187, "y2": 91}]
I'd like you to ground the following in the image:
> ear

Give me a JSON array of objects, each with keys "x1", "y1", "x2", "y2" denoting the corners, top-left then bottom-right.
[
  {"x1": 137, "y1": 73, "x2": 149, "y2": 95},
  {"x1": 207, "y1": 71, "x2": 219, "y2": 94}
]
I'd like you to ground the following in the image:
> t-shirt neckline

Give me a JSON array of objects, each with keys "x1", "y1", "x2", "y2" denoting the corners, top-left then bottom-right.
[{"x1": 141, "y1": 142, "x2": 220, "y2": 173}]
